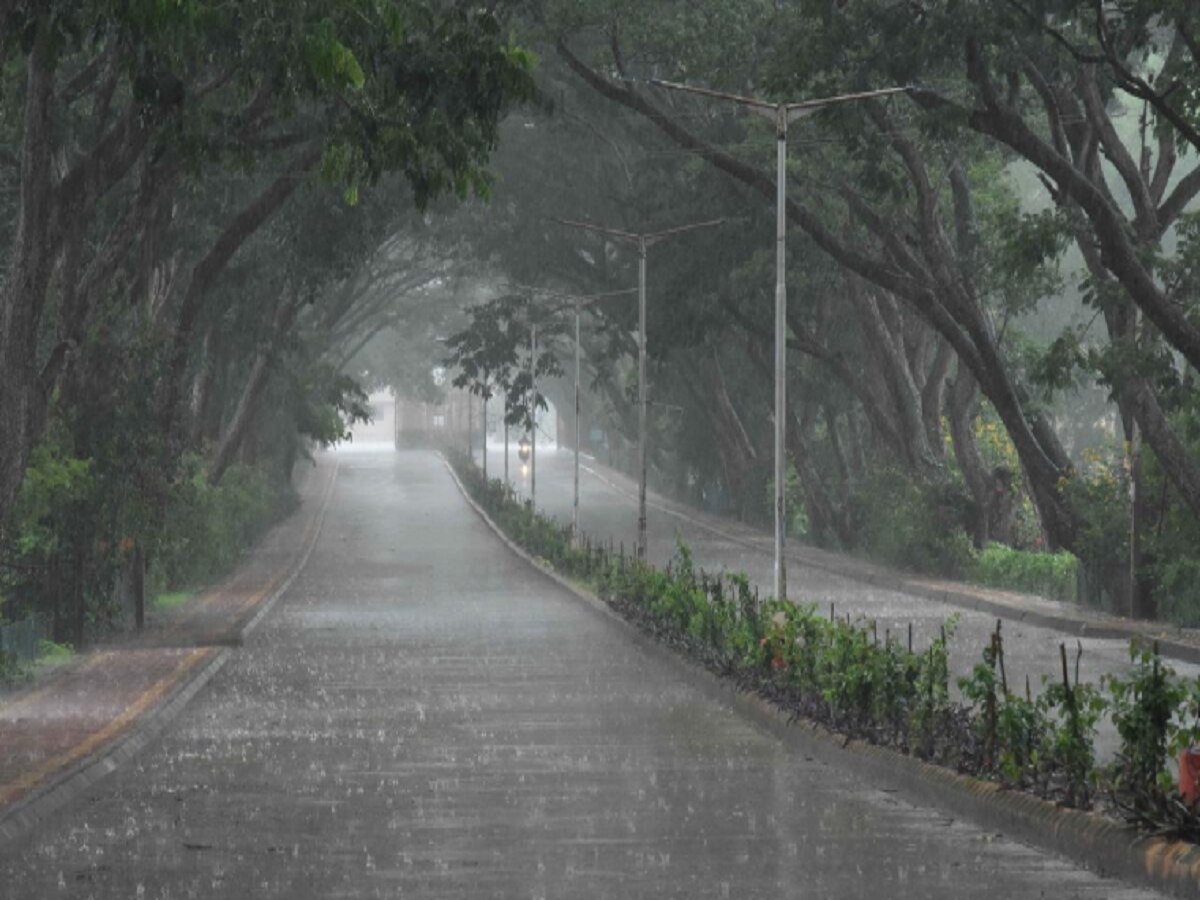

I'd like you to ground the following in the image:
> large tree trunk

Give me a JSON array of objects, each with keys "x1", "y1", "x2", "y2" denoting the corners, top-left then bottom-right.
[
  {"x1": 943, "y1": 41, "x2": 1200, "y2": 374},
  {"x1": 557, "y1": 39, "x2": 1080, "y2": 553},
  {"x1": 844, "y1": 283, "x2": 941, "y2": 474},
  {"x1": 190, "y1": 330, "x2": 218, "y2": 448},
  {"x1": 786, "y1": 407, "x2": 856, "y2": 548},
  {"x1": 158, "y1": 146, "x2": 321, "y2": 463},
  {"x1": 0, "y1": 24, "x2": 56, "y2": 529},
  {"x1": 700, "y1": 350, "x2": 759, "y2": 518},
  {"x1": 208, "y1": 299, "x2": 300, "y2": 485},
  {"x1": 948, "y1": 365, "x2": 992, "y2": 547}
]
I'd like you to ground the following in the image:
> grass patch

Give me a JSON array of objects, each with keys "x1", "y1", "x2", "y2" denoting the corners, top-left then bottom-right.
[
  {"x1": 153, "y1": 591, "x2": 193, "y2": 610},
  {"x1": 972, "y1": 543, "x2": 1079, "y2": 603},
  {"x1": 32, "y1": 638, "x2": 74, "y2": 672}
]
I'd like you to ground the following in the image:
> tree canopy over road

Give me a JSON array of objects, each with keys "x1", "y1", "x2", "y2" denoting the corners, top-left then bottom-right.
[
  {"x1": 4, "y1": 0, "x2": 1200, "y2": 649},
  {"x1": 0, "y1": 0, "x2": 533, "y2": 644},
  {"x1": 441, "y1": 1, "x2": 1200, "y2": 623}
]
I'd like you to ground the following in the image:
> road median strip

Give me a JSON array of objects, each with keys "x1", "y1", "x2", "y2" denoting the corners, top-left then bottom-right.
[{"x1": 445, "y1": 452, "x2": 1200, "y2": 900}]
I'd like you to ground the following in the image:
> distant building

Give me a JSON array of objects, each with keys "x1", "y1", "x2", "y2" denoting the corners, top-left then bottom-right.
[
  {"x1": 393, "y1": 389, "x2": 474, "y2": 447},
  {"x1": 347, "y1": 389, "x2": 399, "y2": 444}
]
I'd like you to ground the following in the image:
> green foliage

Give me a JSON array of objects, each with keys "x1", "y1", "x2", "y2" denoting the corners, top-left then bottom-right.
[
  {"x1": 852, "y1": 468, "x2": 977, "y2": 577},
  {"x1": 1059, "y1": 445, "x2": 1131, "y2": 565},
  {"x1": 36, "y1": 638, "x2": 74, "y2": 665},
  {"x1": 1105, "y1": 646, "x2": 1188, "y2": 810},
  {"x1": 1041, "y1": 648, "x2": 1107, "y2": 809},
  {"x1": 444, "y1": 292, "x2": 566, "y2": 429},
  {"x1": 153, "y1": 591, "x2": 193, "y2": 610},
  {"x1": 447, "y1": 448, "x2": 1200, "y2": 827},
  {"x1": 911, "y1": 616, "x2": 958, "y2": 759},
  {"x1": 0, "y1": 650, "x2": 21, "y2": 685},
  {"x1": 10, "y1": 439, "x2": 94, "y2": 559},
  {"x1": 153, "y1": 456, "x2": 294, "y2": 590},
  {"x1": 973, "y1": 544, "x2": 1078, "y2": 603}
]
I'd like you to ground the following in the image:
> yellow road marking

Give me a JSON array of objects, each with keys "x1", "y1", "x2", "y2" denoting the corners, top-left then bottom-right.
[
  {"x1": 0, "y1": 647, "x2": 213, "y2": 808},
  {"x1": 0, "y1": 459, "x2": 337, "y2": 812}
]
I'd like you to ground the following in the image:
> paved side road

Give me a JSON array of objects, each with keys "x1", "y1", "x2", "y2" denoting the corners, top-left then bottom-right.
[{"x1": 1, "y1": 447, "x2": 1163, "y2": 898}]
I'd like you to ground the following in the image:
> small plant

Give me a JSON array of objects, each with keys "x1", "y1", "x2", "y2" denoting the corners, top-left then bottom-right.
[
  {"x1": 445, "y1": 449, "x2": 1200, "y2": 837},
  {"x1": 36, "y1": 638, "x2": 75, "y2": 666},
  {"x1": 910, "y1": 616, "x2": 959, "y2": 760},
  {"x1": 1042, "y1": 643, "x2": 1106, "y2": 808}
]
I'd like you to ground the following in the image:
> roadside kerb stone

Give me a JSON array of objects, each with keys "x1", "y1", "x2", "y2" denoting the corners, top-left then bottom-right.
[
  {"x1": 445, "y1": 455, "x2": 1200, "y2": 900},
  {"x1": 0, "y1": 456, "x2": 338, "y2": 849}
]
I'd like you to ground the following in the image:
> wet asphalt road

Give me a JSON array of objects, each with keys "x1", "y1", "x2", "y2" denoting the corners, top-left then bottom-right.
[
  {"x1": 1, "y1": 447, "x2": 1164, "y2": 898},
  {"x1": 491, "y1": 443, "x2": 1199, "y2": 759}
]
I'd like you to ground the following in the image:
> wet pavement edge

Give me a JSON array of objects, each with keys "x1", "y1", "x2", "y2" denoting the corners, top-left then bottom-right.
[
  {"x1": 443, "y1": 454, "x2": 1200, "y2": 900},
  {"x1": 0, "y1": 457, "x2": 339, "y2": 849}
]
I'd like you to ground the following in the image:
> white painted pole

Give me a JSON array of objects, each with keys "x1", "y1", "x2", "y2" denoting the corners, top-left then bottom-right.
[
  {"x1": 574, "y1": 297, "x2": 582, "y2": 541},
  {"x1": 637, "y1": 237, "x2": 649, "y2": 561},
  {"x1": 774, "y1": 105, "x2": 788, "y2": 602},
  {"x1": 530, "y1": 323, "x2": 537, "y2": 509}
]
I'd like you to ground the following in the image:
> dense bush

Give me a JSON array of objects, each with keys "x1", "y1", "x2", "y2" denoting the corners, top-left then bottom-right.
[
  {"x1": 973, "y1": 544, "x2": 1079, "y2": 603},
  {"x1": 152, "y1": 455, "x2": 295, "y2": 592},
  {"x1": 850, "y1": 468, "x2": 977, "y2": 578},
  {"x1": 448, "y1": 450, "x2": 1200, "y2": 838}
]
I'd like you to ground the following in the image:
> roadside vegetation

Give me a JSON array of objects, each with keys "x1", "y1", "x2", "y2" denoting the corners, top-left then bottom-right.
[
  {"x1": 0, "y1": 2, "x2": 535, "y2": 673},
  {"x1": 429, "y1": 1, "x2": 1200, "y2": 631},
  {"x1": 449, "y1": 449, "x2": 1200, "y2": 840}
]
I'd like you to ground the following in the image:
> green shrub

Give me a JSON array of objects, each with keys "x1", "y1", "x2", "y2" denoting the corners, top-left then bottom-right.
[
  {"x1": 851, "y1": 468, "x2": 977, "y2": 577},
  {"x1": 973, "y1": 543, "x2": 1079, "y2": 603},
  {"x1": 446, "y1": 449, "x2": 1200, "y2": 828},
  {"x1": 153, "y1": 455, "x2": 294, "y2": 591},
  {"x1": 36, "y1": 638, "x2": 74, "y2": 665}
]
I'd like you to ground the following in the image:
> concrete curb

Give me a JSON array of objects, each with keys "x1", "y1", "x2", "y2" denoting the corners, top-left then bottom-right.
[
  {"x1": 578, "y1": 462, "x2": 1200, "y2": 665},
  {"x1": 0, "y1": 457, "x2": 339, "y2": 849},
  {"x1": 444, "y1": 456, "x2": 1200, "y2": 900}
]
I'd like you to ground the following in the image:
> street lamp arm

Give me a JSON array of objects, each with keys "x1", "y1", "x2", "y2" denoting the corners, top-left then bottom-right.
[
  {"x1": 503, "y1": 283, "x2": 638, "y2": 306},
  {"x1": 552, "y1": 217, "x2": 641, "y2": 243},
  {"x1": 649, "y1": 78, "x2": 775, "y2": 112},
  {"x1": 643, "y1": 218, "x2": 726, "y2": 244},
  {"x1": 786, "y1": 85, "x2": 911, "y2": 113},
  {"x1": 650, "y1": 77, "x2": 910, "y2": 117}
]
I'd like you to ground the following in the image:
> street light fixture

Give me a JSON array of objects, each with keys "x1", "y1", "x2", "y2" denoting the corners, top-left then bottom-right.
[
  {"x1": 649, "y1": 79, "x2": 908, "y2": 601},
  {"x1": 505, "y1": 284, "x2": 638, "y2": 540},
  {"x1": 553, "y1": 218, "x2": 725, "y2": 561}
]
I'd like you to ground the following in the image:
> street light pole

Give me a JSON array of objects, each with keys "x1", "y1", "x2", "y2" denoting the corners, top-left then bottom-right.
[
  {"x1": 530, "y1": 322, "x2": 537, "y2": 508},
  {"x1": 482, "y1": 374, "x2": 488, "y2": 482},
  {"x1": 637, "y1": 236, "x2": 649, "y2": 562},
  {"x1": 650, "y1": 79, "x2": 908, "y2": 600},
  {"x1": 504, "y1": 283, "x2": 637, "y2": 541},
  {"x1": 574, "y1": 296, "x2": 582, "y2": 538},
  {"x1": 773, "y1": 104, "x2": 788, "y2": 603},
  {"x1": 554, "y1": 217, "x2": 724, "y2": 561}
]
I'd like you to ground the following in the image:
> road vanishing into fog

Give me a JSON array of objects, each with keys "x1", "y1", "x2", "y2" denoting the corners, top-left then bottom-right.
[{"x1": 1, "y1": 447, "x2": 1164, "y2": 897}]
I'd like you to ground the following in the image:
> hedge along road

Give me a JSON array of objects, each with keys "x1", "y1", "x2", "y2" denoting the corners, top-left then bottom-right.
[
  {"x1": 488, "y1": 443, "x2": 1200, "y2": 757},
  {"x1": 0, "y1": 446, "x2": 1166, "y2": 898}
]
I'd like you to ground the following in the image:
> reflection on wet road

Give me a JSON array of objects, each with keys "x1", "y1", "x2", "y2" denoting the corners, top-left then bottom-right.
[
  {"x1": 1, "y1": 448, "x2": 1162, "y2": 897},
  {"x1": 493, "y1": 443, "x2": 1199, "y2": 760}
]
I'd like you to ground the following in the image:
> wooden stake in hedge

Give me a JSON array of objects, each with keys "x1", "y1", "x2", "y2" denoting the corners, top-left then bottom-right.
[{"x1": 994, "y1": 619, "x2": 1008, "y2": 697}]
